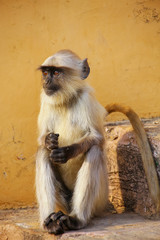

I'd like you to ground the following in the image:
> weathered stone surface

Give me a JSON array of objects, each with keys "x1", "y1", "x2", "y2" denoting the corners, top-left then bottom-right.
[
  {"x1": 0, "y1": 208, "x2": 160, "y2": 240},
  {"x1": 0, "y1": 208, "x2": 54, "y2": 240},
  {"x1": 105, "y1": 118, "x2": 160, "y2": 217}
]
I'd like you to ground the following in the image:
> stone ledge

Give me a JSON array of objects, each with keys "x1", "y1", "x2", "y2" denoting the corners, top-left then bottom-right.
[
  {"x1": 0, "y1": 208, "x2": 160, "y2": 240},
  {"x1": 105, "y1": 117, "x2": 160, "y2": 217}
]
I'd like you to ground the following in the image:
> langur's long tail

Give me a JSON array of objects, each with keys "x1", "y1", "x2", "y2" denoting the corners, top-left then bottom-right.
[{"x1": 105, "y1": 103, "x2": 160, "y2": 210}]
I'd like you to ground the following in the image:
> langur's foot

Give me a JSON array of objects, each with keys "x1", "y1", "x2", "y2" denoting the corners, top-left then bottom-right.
[
  {"x1": 43, "y1": 211, "x2": 84, "y2": 235},
  {"x1": 43, "y1": 211, "x2": 65, "y2": 235}
]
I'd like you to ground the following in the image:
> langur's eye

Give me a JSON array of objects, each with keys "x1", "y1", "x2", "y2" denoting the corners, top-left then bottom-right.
[
  {"x1": 43, "y1": 71, "x2": 48, "y2": 76},
  {"x1": 54, "y1": 71, "x2": 59, "y2": 76}
]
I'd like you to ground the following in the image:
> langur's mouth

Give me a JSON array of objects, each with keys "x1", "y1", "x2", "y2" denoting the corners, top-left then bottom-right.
[{"x1": 43, "y1": 85, "x2": 61, "y2": 96}]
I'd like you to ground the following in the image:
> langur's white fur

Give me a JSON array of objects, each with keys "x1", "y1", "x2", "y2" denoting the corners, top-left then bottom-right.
[
  {"x1": 36, "y1": 50, "x2": 108, "y2": 230},
  {"x1": 36, "y1": 50, "x2": 160, "y2": 233},
  {"x1": 36, "y1": 148, "x2": 56, "y2": 225},
  {"x1": 71, "y1": 146, "x2": 107, "y2": 222},
  {"x1": 42, "y1": 49, "x2": 83, "y2": 72}
]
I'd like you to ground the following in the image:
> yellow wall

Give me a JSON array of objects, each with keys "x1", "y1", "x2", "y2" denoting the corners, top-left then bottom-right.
[{"x1": 0, "y1": 0, "x2": 160, "y2": 208}]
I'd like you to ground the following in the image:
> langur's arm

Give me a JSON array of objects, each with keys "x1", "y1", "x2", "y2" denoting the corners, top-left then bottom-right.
[{"x1": 49, "y1": 130, "x2": 104, "y2": 164}]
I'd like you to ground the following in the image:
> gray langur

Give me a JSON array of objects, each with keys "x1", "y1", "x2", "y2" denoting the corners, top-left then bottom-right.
[{"x1": 36, "y1": 49, "x2": 160, "y2": 235}]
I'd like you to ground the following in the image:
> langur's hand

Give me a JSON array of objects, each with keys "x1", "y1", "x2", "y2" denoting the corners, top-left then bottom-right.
[
  {"x1": 49, "y1": 146, "x2": 72, "y2": 164},
  {"x1": 45, "y1": 133, "x2": 59, "y2": 150}
]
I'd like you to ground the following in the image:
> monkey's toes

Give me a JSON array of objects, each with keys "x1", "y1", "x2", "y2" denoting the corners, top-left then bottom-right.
[
  {"x1": 44, "y1": 211, "x2": 67, "y2": 235},
  {"x1": 44, "y1": 211, "x2": 63, "y2": 226},
  {"x1": 44, "y1": 221, "x2": 64, "y2": 235}
]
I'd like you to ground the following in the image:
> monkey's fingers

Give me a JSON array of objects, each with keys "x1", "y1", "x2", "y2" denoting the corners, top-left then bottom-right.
[
  {"x1": 51, "y1": 148, "x2": 65, "y2": 154},
  {"x1": 50, "y1": 149, "x2": 65, "y2": 158},
  {"x1": 45, "y1": 140, "x2": 58, "y2": 150},
  {"x1": 50, "y1": 149, "x2": 67, "y2": 164},
  {"x1": 46, "y1": 133, "x2": 59, "y2": 143},
  {"x1": 49, "y1": 139, "x2": 59, "y2": 146},
  {"x1": 48, "y1": 133, "x2": 59, "y2": 139},
  {"x1": 45, "y1": 133, "x2": 59, "y2": 150}
]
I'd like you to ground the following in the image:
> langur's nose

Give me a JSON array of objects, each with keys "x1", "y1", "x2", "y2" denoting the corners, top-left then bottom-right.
[{"x1": 46, "y1": 78, "x2": 52, "y2": 85}]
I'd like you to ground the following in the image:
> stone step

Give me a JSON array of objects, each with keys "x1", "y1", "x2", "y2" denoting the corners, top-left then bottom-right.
[{"x1": 0, "y1": 208, "x2": 160, "y2": 240}]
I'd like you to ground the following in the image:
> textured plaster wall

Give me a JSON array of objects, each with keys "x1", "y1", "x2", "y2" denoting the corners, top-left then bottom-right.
[{"x1": 0, "y1": 0, "x2": 160, "y2": 208}]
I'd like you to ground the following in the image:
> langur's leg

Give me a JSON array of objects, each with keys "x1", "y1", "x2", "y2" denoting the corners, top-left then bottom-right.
[
  {"x1": 44, "y1": 145, "x2": 108, "y2": 234},
  {"x1": 36, "y1": 147, "x2": 56, "y2": 226},
  {"x1": 36, "y1": 147, "x2": 72, "y2": 227},
  {"x1": 71, "y1": 145, "x2": 108, "y2": 224}
]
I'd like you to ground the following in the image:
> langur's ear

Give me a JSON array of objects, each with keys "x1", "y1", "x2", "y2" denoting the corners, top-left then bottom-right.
[{"x1": 81, "y1": 58, "x2": 90, "y2": 80}]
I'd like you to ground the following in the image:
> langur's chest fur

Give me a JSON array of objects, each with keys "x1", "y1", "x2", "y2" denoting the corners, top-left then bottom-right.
[
  {"x1": 47, "y1": 105, "x2": 87, "y2": 190},
  {"x1": 48, "y1": 106, "x2": 86, "y2": 146}
]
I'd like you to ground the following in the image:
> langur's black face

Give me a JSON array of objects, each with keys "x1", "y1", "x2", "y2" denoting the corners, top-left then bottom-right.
[
  {"x1": 39, "y1": 66, "x2": 63, "y2": 96},
  {"x1": 38, "y1": 50, "x2": 90, "y2": 96}
]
